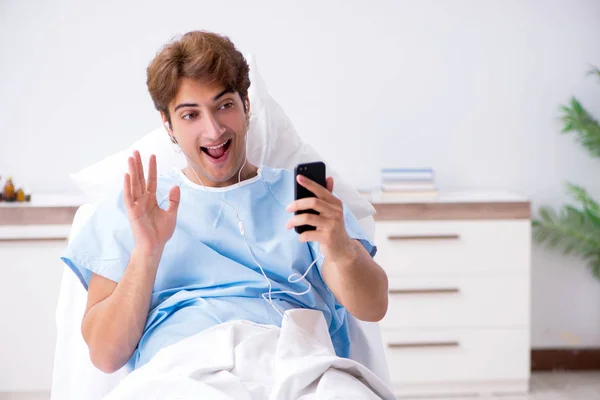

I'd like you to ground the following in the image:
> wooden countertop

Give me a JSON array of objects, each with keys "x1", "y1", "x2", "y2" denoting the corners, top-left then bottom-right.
[
  {"x1": 0, "y1": 190, "x2": 531, "y2": 227},
  {"x1": 372, "y1": 201, "x2": 530, "y2": 220},
  {"x1": 0, "y1": 194, "x2": 85, "y2": 226},
  {"x1": 368, "y1": 190, "x2": 531, "y2": 220}
]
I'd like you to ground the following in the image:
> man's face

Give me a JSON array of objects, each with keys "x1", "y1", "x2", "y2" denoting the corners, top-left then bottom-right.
[{"x1": 166, "y1": 78, "x2": 249, "y2": 187}]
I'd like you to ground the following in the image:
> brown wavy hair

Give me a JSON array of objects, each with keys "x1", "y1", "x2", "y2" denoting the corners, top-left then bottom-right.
[{"x1": 146, "y1": 30, "x2": 250, "y2": 124}]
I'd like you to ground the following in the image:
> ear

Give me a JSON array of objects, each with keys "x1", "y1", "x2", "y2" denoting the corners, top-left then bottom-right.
[
  {"x1": 160, "y1": 112, "x2": 171, "y2": 132},
  {"x1": 243, "y1": 96, "x2": 250, "y2": 115},
  {"x1": 160, "y1": 112, "x2": 177, "y2": 144},
  {"x1": 243, "y1": 97, "x2": 251, "y2": 136}
]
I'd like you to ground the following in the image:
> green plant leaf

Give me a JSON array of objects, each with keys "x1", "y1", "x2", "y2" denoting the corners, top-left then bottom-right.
[
  {"x1": 560, "y1": 96, "x2": 600, "y2": 158},
  {"x1": 535, "y1": 66, "x2": 600, "y2": 281},
  {"x1": 566, "y1": 182, "x2": 600, "y2": 215},
  {"x1": 533, "y1": 202, "x2": 600, "y2": 276}
]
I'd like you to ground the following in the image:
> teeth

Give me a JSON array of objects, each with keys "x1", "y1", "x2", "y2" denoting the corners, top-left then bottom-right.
[{"x1": 204, "y1": 140, "x2": 229, "y2": 149}]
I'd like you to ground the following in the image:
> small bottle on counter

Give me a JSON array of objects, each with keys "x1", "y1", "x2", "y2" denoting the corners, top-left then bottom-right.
[
  {"x1": 16, "y1": 188, "x2": 25, "y2": 202},
  {"x1": 3, "y1": 177, "x2": 15, "y2": 202}
]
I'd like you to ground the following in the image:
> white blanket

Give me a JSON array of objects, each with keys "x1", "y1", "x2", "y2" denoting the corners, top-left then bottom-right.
[{"x1": 104, "y1": 309, "x2": 395, "y2": 399}]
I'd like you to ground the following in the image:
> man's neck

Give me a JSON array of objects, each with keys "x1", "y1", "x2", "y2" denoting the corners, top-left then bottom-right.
[
  {"x1": 236, "y1": 163, "x2": 259, "y2": 183},
  {"x1": 183, "y1": 162, "x2": 259, "y2": 188}
]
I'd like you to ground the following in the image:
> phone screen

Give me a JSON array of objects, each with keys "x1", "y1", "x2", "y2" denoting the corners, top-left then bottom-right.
[{"x1": 294, "y1": 162, "x2": 326, "y2": 233}]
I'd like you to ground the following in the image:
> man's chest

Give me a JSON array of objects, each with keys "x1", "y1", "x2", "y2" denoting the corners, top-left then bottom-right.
[{"x1": 159, "y1": 202, "x2": 313, "y2": 282}]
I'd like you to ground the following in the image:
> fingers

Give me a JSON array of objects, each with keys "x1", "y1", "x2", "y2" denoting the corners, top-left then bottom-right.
[
  {"x1": 326, "y1": 177, "x2": 334, "y2": 193},
  {"x1": 146, "y1": 154, "x2": 157, "y2": 194},
  {"x1": 166, "y1": 185, "x2": 180, "y2": 216},
  {"x1": 128, "y1": 156, "x2": 142, "y2": 200},
  {"x1": 286, "y1": 212, "x2": 323, "y2": 230},
  {"x1": 298, "y1": 230, "x2": 322, "y2": 243},
  {"x1": 296, "y1": 175, "x2": 338, "y2": 204},
  {"x1": 124, "y1": 173, "x2": 133, "y2": 209},
  {"x1": 134, "y1": 151, "x2": 145, "y2": 192},
  {"x1": 286, "y1": 197, "x2": 338, "y2": 216}
]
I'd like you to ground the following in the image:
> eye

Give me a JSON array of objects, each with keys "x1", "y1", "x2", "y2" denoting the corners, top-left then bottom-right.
[
  {"x1": 219, "y1": 102, "x2": 234, "y2": 111},
  {"x1": 182, "y1": 111, "x2": 198, "y2": 120}
]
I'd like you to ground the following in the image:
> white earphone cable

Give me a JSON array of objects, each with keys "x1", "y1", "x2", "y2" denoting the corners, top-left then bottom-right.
[{"x1": 175, "y1": 121, "x2": 323, "y2": 320}]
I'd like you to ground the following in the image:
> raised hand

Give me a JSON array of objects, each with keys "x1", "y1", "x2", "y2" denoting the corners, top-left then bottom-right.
[{"x1": 123, "y1": 151, "x2": 180, "y2": 256}]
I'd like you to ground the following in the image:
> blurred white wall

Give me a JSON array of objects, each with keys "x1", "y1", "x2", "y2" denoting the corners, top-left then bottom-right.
[{"x1": 1, "y1": 0, "x2": 599, "y2": 348}]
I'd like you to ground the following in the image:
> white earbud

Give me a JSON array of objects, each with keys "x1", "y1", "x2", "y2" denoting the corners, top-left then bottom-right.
[
  {"x1": 164, "y1": 121, "x2": 171, "y2": 131},
  {"x1": 238, "y1": 220, "x2": 245, "y2": 236}
]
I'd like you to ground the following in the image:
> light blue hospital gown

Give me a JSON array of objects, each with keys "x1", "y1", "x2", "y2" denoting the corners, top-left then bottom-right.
[{"x1": 62, "y1": 165, "x2": 377, "y2": 369}]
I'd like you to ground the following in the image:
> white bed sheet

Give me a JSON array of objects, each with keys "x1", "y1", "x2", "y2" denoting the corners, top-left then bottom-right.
[{"x1": 103, "y1": 308, "x2": 395, "y2": 400}]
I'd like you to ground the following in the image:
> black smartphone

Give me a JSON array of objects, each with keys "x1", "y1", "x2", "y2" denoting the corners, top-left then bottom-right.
[{"x1": 294, "y1": 161, "x2": 327, "y2": 234}]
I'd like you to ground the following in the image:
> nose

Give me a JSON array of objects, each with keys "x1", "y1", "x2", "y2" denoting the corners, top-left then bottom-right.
[{"x1": 203, "y1": 112, "x2": 226, "y2": 141}]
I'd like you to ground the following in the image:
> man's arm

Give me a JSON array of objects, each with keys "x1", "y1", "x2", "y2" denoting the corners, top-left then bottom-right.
[
  {"x1": 81, "y1": 151, "x2": 180, "y2": 373},
  {"x1": 286, "y1": 174, "x2": 389, "y2": 322},
  {"x1": 82, "y1": 247, "x2": 162, "y2": 373},
  {"x1": 320, "y1": 240, "x2": 388, "y2": 322}
]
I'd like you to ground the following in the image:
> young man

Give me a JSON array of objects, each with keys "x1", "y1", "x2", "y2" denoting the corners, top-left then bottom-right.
[{"x1": 62, "y1": 30, "x2": 388, "y2": 374}]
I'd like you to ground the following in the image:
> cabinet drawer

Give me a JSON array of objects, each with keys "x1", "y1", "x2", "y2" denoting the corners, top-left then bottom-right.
[
  {"x1": 382, "y1": 328, "x2": 530, "y2": 384},
  {"x1": 374, "y1": 220, "x2": 530, "y2": 276},
  {"x1": 381, "y1": 276, "x2": 529, "y2": 329}
]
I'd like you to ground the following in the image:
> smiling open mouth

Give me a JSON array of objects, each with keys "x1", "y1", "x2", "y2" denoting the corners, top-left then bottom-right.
[{"x1": 201, "y1": 139, "x2": 232, "y2": 160}]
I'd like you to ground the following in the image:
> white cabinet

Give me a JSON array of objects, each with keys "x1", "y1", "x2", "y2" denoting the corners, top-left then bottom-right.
[
  {"x1": 0, "y1": 236, "x2": 67, "y2": 392},
  {"x1": 0, "y1": 198, "x2": 77, "y2": 395},
  {"x1": 372, "y1": 196, "x2": 531, "y2": 397}
]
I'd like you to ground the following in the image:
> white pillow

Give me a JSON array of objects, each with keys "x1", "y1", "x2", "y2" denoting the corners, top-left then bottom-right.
[{"x1": 70, "y1": 54, "x2": 375, "y2": 220}]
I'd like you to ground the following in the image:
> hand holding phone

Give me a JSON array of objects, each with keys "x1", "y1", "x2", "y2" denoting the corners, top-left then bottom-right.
[{"x1": 294, "y1": 162, "x2": 327, "y2": 234}]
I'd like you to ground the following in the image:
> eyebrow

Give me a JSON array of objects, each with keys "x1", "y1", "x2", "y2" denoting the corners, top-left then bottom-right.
[
  {"x1": 213, "y1": 87, "x2": 234, "y2": 101},
  {"x1": 174, "y1": 102, "x2": 198, "y2": 112},
  {"x1": 173, "y1": 88, "x2": 235, "y2": 112}
]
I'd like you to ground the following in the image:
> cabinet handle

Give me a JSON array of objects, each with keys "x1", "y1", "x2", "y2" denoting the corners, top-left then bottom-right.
[
  {"x1": 389, "y1": 288, "x2": 460, "y2": 295},
  {"x1": 387, "y1": 341, "x2": 460, "y2": 349},
  {"x1": 387, "y1": 234, "x2": 460, "y2": 241}
]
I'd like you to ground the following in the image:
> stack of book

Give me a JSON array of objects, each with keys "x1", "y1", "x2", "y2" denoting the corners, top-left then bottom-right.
[{"x1": 374, "y1": 168, "x2": 439, "y2": 200}]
